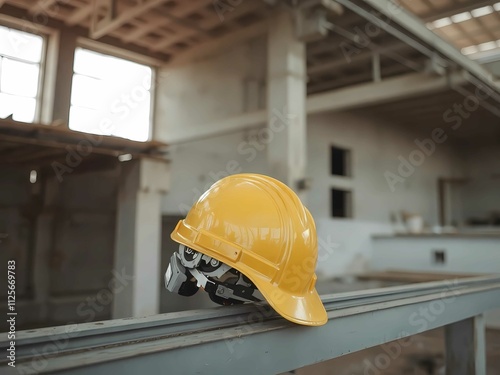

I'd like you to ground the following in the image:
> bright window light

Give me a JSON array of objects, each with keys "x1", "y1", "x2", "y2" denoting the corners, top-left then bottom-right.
[
  {"x1": 471, "y1": 6, "x2": 494, "y2": 18},
  {"x1": 451, "y1": 12, "x2": 472, "y2": 23},
  {"x1": 461, "y1": 45, "x2": 479, "y2": 55},
  {"x1": 477, "y1": 41, "x2": 498, "y2": 51},
  {"x1": 69, "y1": 48, "x2": 153, "y2": 142},
  {"x1": 0, "y1": 25, "x2": 43, "y2": 123},
  {"x1": 432, "y1": 17, "x2": 453, "y2": 29}
]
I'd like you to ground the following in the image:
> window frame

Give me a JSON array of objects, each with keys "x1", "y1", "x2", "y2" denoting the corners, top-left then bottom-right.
[
  {"x1": 0, "y1": 15, "x2": 53, "y2": 124},
  {"x1": 72, "y1": 37, "x2": 161, "y2": 141}
]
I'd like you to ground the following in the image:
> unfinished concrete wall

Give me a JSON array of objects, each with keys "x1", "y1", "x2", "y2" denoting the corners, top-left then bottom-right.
[
  {"x1": 154, "y1": 36, "x2": 267, "y2": 143},
  {"x1": 159, "y1": 110, "x2": 463, "y2": 277},
  {"x1": 161, "y1": 129, "x2": 269, "y2": 215},
  {"x1": 308, "y1": 112, "x2": 463, "y2": 276},
  {"x1": 0, "y1": 167, "x2": 119, "y2": 329},
  {"x1": 0, "y1": 168, "x2": 33, "y2": 309}
]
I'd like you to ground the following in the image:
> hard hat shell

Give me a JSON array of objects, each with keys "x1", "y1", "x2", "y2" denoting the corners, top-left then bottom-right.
[{"x1": 171, "y1": 173, "x2": 327, "y2": 326}]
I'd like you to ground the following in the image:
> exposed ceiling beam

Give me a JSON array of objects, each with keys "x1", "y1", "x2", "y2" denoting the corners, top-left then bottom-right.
[
  {"x1": 121, "y1": 0, "x2": 213, "y2": 43},
  {"x1": 66, "y1": 4, "x2": 94, "y2": 26},
  {"x1": 308, "y1": 42, "x2": 411, "y2": 76},
  {"x1": 90, "y1": 0, "x2": 170, "y2": 39},
  {"x1": 340, "y1": 0, "x2": 498, "y2": 91},
  {"x1": 152, "y1": 1, "x2": 265, "y2": 52},
  {"x1": 29, "y1": 0, "x2": 58, "y2": 14},
  {"x1": 307, "y1": 70, "x2": 466, "y2": 114},
  {"x1": 308, "y1": 63, "x2": 413, "y2": 94}
]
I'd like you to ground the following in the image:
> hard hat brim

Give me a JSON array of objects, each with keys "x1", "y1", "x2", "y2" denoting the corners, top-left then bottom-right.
[{"x1": 250, "y1": 275, "x2": 328, "y2": 326}]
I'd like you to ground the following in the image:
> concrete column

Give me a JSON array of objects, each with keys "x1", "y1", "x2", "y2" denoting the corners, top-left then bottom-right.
[
  {"x1": 267, "y1": 11, "x2": 307, "y2": 196},
  {"x1": 112, "y1": 158, "x2": 169, "y2": 319},
  {"x1": 445, "y1": 315, "x2": 486, "y2": 375}
]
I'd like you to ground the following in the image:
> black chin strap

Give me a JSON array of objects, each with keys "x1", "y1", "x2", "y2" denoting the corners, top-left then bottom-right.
[{"x1": 190, "y1": 268, "x2": 262, "y2": 304}]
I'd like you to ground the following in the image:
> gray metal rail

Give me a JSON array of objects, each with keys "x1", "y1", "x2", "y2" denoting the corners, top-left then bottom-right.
[{"x1": 1, "y1": 275, "x2": 500, "y2": 374}]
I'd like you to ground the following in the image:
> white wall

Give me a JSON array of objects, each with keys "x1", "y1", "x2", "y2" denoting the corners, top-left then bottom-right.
[
  {"x1": 154, "y1": 36, "x2": 267, "y2": 143},
  {"x1": 307, "y1": 112, "x2": 463, "y2": 275},
  {"x1": 161, "y1": 129, "x2": 269, "y2": 214}
]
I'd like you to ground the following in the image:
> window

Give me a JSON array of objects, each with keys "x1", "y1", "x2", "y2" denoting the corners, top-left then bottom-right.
[
  {"x1": 330, "y1": 145, "x2": 351, "y2": 177},
  {"x1": 69, "y1": 48, "x2": 153, "y2": 142},
  {"x1": 0, "y1": 25, "x2": 44, "y2": 123},
  {"x1": 331, "y1": 188, "x2": 352, "y2": 218}
]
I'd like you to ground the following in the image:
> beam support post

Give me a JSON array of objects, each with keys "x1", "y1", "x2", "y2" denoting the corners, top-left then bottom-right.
[
  {"x1": 112, "y1": 158, "x2": 169, "y2": 319},
  {"x1": 445, "y1": 315, "x2": 486, "y2": 375},
  {"x1": 267, "y1": 11, "x2": 307, "y2": 197}
]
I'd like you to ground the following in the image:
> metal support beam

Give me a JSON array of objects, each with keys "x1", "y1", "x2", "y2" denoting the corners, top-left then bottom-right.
[
  {"x1": 1, "y1": 275, "x2": 499, "y2": 375},
  {"x1": 307, "y1": 70, "x2": 466, "y2": 114},
  {"x1": 267, "y1": 12, "x2": 307, "y2": 194},
  {"x1": 344, "y1": 0, "x2": 498, "y2": 90},
  {"x1": 445, "y1": 315, "x2": 486, "y2": 375},
  {"x1": 112, "y1": 158, "x2": 170, "y2": 319}
]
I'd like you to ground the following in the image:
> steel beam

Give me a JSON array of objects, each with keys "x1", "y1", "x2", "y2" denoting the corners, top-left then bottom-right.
[
  {"x1": 1, "y1": 275, "x2": 499, "y2": 375},
  {"x1": 345, "y1": 0, "x2": 498, "y2": 90}
]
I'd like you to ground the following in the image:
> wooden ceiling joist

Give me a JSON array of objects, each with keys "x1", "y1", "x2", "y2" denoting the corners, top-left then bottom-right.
[{"x1": 90, "y1": 0, "x2": 170, "y2": 39}]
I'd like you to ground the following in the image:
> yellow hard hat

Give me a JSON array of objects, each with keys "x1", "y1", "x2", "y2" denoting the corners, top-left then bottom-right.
[{"x1": 170, "y1": 173, "x2": 327, "y2": 326}]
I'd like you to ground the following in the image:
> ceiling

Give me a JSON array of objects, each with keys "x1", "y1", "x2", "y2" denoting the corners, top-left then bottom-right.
[
  {"x1": 400, "y1": 0, "x2": 500, "y2": 59},
  {"x1": 1, "y1": 0, "x2": 499, "y2": 141},
  {"x1": 1, "y1": 0, "x2": 273, "y2": 61}
]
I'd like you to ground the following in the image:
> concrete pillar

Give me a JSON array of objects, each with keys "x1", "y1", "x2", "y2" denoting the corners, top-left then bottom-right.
[
  {"x1": 33, "y1": 174, "x2": 59, "y2": 322},
  {"x1": 267, "y1": 11, "x2": 307, "y2": 196},
  {"x1": 112, "y1": 158, "x2": 169, "y2": 319},
  {"x1": 445, "y1": 315, "x2": 486, "y2": 375}
]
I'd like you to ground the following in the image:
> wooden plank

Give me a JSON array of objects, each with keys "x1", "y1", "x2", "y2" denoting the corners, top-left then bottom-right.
[
  {"x1": 121, "y1": 0, "x2": 213, "y2": 43},
  {"x1": 90, "y1": 0, "x2": 170, "y2": 39},
  {"x1": 152, "y1": 1, "x2": 266, "y2": 52},
  {"x1": 66, "y1": 3, "x2": 93, "y2": 26},
  {"x1": 0, "y1": 119, "x2": 167, "y2": 152}
]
